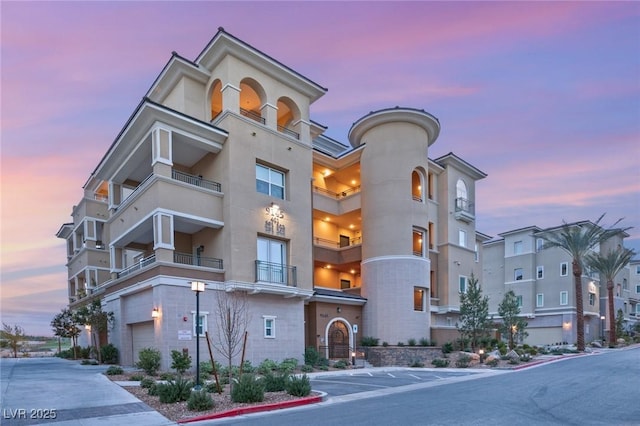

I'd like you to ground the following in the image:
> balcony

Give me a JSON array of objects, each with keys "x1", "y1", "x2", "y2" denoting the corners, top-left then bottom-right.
[
  {"x1": 174, "y1": 252, "x2": 223, "y2": 269},
  {"x1": 240, "y1": 108, "x2": 265, "y2": 124},
  {"x1": 172, "y1": 170, "x2": 221, "y2": 192},
  {"x1": 255, "y1": 260, "x2": 297, "y2": 287},
  {"x1": 313, "y1": 185, "x2": 361, "y2": 199},
  {"x1": 277, "y1": 125, "x2": 299, "y2": 140},
  {"x1": 117, "y1": 254, "x2": 157, "y2": 278},
  {"x1": 454, "y1": 197, "x2": 475, "y2": 223}
]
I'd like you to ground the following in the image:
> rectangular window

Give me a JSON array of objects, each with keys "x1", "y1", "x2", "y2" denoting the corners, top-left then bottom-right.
[
  {"x1": 428, "y1": 222, "x2": 435, "y2": 250},
  {"x1": 514, "y1": 241, "x2": 523, "y2": 255},
  {"x1": 256, "y1": 164, "x2": 285, "y2": 199},
  {"x1": 560, "y1": 291, "x2": 568, "y2": 306},
  {"x1": 536, "y1": 238, "x2": 543, "y2": 252},
  {"x1": 516, "y1": 295, "x2": 523, "y2": 307},
  {"x1": 263, "y1": 316, "x2": 276, "y2": 338},
  {"x1": 413, "y1": 229, "x2": 425, "y2": 257},
  {"x1": 514, "y1": 268, "x2": 524, "y2": 281},
  {"x1": 459, "y1": 230, "x2": 466, "y2": 247},
  {"x1": 257, "y1": 237, "x2": 286, "y2": 283},
  {"x1": 459, "y1": 276, "x2": 468, "y2": 293},
  {"x1": 413, "y1": 287, "x2": 426, "y2": 311},
  {"x1": 636, "y1": 265, "x2": 640, "y2": 275},
  {"x1": 636, "y1": 304, "x2": 640, "y2": 315},
  {"x1": 560, "y1": 262, "x2": 568, "y2": 277},
  {"x1": 192, "y1": 312, "x2": 209, "y2": 337},
  {"x1": 537, "y1": 266, "x2": 544, "y2": 279},
  {"x1": 474, "y1": 243, "x2": 479, "y2": 262},
  {"x1": 623, "y1": 279, "x2": 628, "y2": 290},
  {"x1": 340, "y1": 279, "x2": 351, "y2": 290},
  {"x1": 636, "y1": 285, "x2": 640, "y2": 294},
  {"x1": 536, "y1": 293, "x2": 544, "y2": 308},
  {"x1": 589, "y1": 292, "x2": 596, "y2": 306}
]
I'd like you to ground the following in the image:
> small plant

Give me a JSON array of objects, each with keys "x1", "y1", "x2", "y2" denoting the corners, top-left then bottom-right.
[
  {"x1": 156, "y1": 376, "x2": 193, "y2": 403},
  {"x1": 455, "y1": 354, "x2": 471, "y2": 368},
  {"x1": 300, "y1": 364, "x2": 313, "y2": 373},
  {"x1": 509, "y1": 357, "x2": 520, "y2": 365},
  {"x1": 333, "y1": 359, "x2": 349, "y2": 369},
  {"x1": 442, "y1": 342, "x2": 453, "y2": 354},
  {"x1": 128, "y1": 373, "x2": 145, "y2": 381},
  {"x1": 317, "y1": 365, "x2": 329, "y2": 371},
  {"x1": 231, "y1": 374, "x2": 264, "y2": 403},
  {"x1": 100, "y1": 344, "x2": 119, "y2": 364},
  {"x1": 278, "y1": 358, "x2": 298, "y2": 373},
  {"x1": 520, "y1": 353, "x2": 532, "y2": 362},
  {"x1": 407, "y1": 338, "x2": 417, "y2": 346},
  {"x1": 170, "y1": 350, "x2": 192, "y2": 375},
  {"x1": 304, "y1": 347, "x2": 320, "y2": 366},
  {"x1": 486, "y1": 358, "x2": 499, "y2": 367},
  {"x1": 159, "y1": 372, "x2": 176, "y2": 381},
  {"x1": 431, "y1": 358, "x2": 449, "y2": 368},
  {"x1": 382, "y1": 341, "x2": 389, "y2": 347},
  {"x1": 105, "y1": 365, "x2": 124, "y2": 375},
  {"x1": 419, "y1": 338, "x2": 430, "y2": 347},
  {"x1": 259, "y1": 359, "x2": 278, "y2": 374},
  {"x1": 81, "y1": 359, "x2": 98, "y2": 365},
  {"x1": 147, "y1": 382, "x2": 158, "y2": 396},
  {"x1": 397, "y1": 342, "x2": 405, "y2": 347},
  {"x1": 262, "y1": 371, "x2": 289, "y2": 392},
  {"x1": 409, "y1": 360, "x2": 424, "y2": 367},
  {"x1": 360, "y1": 336, "x2": 380, "y2": 347},
  {"x1": 241, "y1": 360, "x2": 255, "y2": 374},
  {"x1": 187, "y1": 389, "x2": 214, "y2": 411},
  {"x1": 286, "y1": 374, "x2": 311, "y2": 397},
  {"x1": 140, "y1": 377, "x2": 155, "y2": 389},
  {"x1": 136, "y1": 348, "x2": 161, "y2": 376}
]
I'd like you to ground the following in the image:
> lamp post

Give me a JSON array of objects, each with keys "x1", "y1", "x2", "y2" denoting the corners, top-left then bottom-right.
[
  {"x1": 191, "y1": 281, "x2": 205, "y2": 390},
  {"x1": 600, "y1": 315, "x2": 606, "y2": 342}
]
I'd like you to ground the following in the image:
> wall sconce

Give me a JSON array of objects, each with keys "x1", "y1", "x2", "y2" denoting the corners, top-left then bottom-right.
[
  {"x1": 266, "y1": 202, "x2": 284, "y2": 220},
  {"x1": 336, "y1": 307, "x2": 341, "y2": 313},
  {"x1": 85, "y1": 324, "x2": 91, "y2": 331},
  {"x1": 152, "y1": 308, "x2": 160, "y2": 318}
]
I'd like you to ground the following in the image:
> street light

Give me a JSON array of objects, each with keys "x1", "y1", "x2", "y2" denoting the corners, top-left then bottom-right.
[
  {"x1": 191, "y1": 281, "x2": 205, "y2": 390},
  {"x1": 600, "y1": 315, "x2": 606, "y2": 342}
]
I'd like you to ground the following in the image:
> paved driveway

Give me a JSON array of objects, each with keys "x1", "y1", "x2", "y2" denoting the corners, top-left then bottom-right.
[{"x1": 0, "y1": 357, "x2": 173, "y2": 426}]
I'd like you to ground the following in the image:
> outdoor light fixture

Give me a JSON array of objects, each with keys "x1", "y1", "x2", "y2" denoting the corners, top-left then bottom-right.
[
  {"x1": 152, "y1": 308, "x2": 160, "y2": 319},
  {"x1": 191, "y1": 281, "x2": 206, "y2": 390}
]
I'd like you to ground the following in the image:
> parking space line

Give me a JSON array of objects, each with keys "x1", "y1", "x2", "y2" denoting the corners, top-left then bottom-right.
[
  {"x1": 387, "y1": 373, "x2": 396, "y2": 378},
  {"x1": 408, "y1": 374, "x2": 421, "y2": 380}
]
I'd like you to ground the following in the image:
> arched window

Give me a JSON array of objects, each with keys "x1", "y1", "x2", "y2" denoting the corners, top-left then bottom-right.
[
  {"x1": 210, "y1": 80, "x2": 222, "y2": 120},
  {"x1": 239, "y1": 79, "x2": 266, "y2": 124},
  {"x1": 411, "y1": 170, "x2": 423, "y2": 202},
  {"x1": 456, "y1": 179, "x2": 469, "y2": 212},
  {"x1": 277, "y1": 97, "x2": 301, "y2": 139}
]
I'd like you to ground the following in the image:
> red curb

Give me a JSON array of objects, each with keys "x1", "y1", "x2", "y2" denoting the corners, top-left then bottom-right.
[{"x1": 178, "y1": 394, "x2": 323, "y2": 423}]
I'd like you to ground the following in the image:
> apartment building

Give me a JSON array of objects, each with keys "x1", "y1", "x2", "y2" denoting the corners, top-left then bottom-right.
[
  {"x1": 483, "y1": 222, "x2": 633, "y2": 345},
  {"x1": 56, "y1": 28, "x2": 486, "y2": 369}
]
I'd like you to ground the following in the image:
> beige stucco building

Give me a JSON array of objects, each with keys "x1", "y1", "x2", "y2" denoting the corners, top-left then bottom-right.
[{"x1": 57, "y1": 28, "x2": 487, "y2": 369}]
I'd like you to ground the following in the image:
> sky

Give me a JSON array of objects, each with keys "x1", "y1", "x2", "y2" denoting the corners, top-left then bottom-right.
[{"x1": 1, "y1": 1, "x2": 639, "y2": 336}]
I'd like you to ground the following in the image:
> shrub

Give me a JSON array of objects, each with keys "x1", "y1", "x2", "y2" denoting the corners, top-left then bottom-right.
[
  {"x1": 136, "y1": 348, "x2": 161, "y2": 376},
  {"x1": 304, "y1": 347, "x2": 320, "y2": 366},
  {"x1": 157, "y1": 377, "x2": 193, "y2": 403},
  {"x1": 262, "y1": 371, "x2": 289, "y2": 392},
  {"x1": 300, "y1": 364, "x2": 313, "y2": 373},
  {"x1": 231, "y1": 374, "x2": 264, "y2": 403},
  {"x1": 382, "y1": 341, "x2": 389, "y2": 347},
  {"x1": 317, "y1": 365, "x2": 329, "y2": 371},
  {"x1": 170, "y1": 350, "x2": 192, "y2": 375},
  {"x1": 409, "y1": 360, "x2": 424, "y2": 367},
  {"x1": 408, "y1": 338, "x2": 417, "y2": 346},
  {"x1": 241, "y1": 360, "x2": 255, "y2": 374},
  {"x1": 140, "y1": 377, "x2": 155, "y2": 389},
  {"x1": 520, "y1": 353, "x2": 532, "y2": 362},
  {"x1": 508, "y1": 357, "x2": 520, "y2": 365},
  {"x1": 455, "y1": 354, "x2": 471, "y2": 368},
  {"x1": 333, "y1": 359, "x2": 349, "y2": 369},
  {"x1": 159, "y1": 372, "x2": 176, "y2": 381},
  {"x1": 360, "y1": 336, "x2": 380, "y2": 347},
  {"x1": 286, "y1": 374, "x2": 311, "y2": 397},
  {"x1": 431, "y1": 358, "x2": 449, "y2": 368},
  {"x1": 147, "y1": 382, "x2": 158, "y2": 396},
  {"x1": 205, "y1": 381, "x2": 221, "y2": 393},
  {"x1": 442, "y1": 342, "x2": 453, "y2": 354},
  {"x1": 78, "y1": 346, "x2": 91, "y2": 359},
  {"x1": 259, "y1": 359, "x2": 278, "y2": 374},
  {"x1": 397, "y1": 342, "x2": 405, "y2": 347},
  {"x1": 486, "y1": 358, "x2": 499, "y2": 367},
  {"x1": 188, "y1": 389, "x2": 214, "y2": 411},
  {"x1": 81, "y1": 359, "x2": 98, "y2": 365},
  {"x1": 129, "y1": 373, "x2": 145, "y2": 381},
  {"x1": 100, "y1": 344, "x2": 119, "y2": 364},
  {"x1": 419, "y1": 338, "x2": 430, "y2": 347},
  {"x1": 278, "y1": 358, "x2": 298, "y2": 373},
  {"x1": 105, "y1": 365, "x2": 124, "y2": 376}
]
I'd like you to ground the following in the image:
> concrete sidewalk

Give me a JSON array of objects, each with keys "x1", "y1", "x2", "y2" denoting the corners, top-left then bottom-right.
[{"x1": 0, "y1": 357, "x2": 174, "y2": 426}]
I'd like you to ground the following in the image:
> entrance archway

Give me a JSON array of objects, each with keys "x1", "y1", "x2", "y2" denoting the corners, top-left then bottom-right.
[{"x1": 328, "y1": 320, "x2": 350, "y2": 359}]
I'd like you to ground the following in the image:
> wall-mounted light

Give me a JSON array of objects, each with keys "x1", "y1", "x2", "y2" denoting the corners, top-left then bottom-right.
[
  {"x1": 336, "y1": 307, "x2": 341, "y2": 313},
  {"x1": 152, "y1": 308, "x2": 160, "y2": 318}
]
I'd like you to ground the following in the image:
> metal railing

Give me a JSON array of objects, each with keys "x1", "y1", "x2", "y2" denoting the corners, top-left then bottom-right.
[
  {"x1": 240, "y1": 108, "x2": 265, "y2": 124},
  {"x1": 455, "y1": 197, "x2": 474, "y2": 215},
  {"x1": 313, "y1": 236, "x2": 362, "y2": 249},
  {"x1": 174, "y1": 252, "x2": 223, "y2": 269},
  {"x1": 277, "y1": 125, "x2": 300, "y2": 140},
  {"x1": 255, "y1": 260, "x2": 297, "y2": 286},
  {"x1": 172, "y1": 170, "x2": 221, "y2": 192},
  {"x1": 312, "y1": 185, "x2": 361, "y2": 199},
  {"x1": 117, "y1": 254, "x2": 156, "y2": 278}
]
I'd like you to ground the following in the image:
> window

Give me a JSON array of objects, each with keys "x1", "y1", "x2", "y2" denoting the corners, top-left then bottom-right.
[
  {"x1": 537, "y1": 266, "x2": 544, "y2": 279},
  {"x1": 459, "y1": 276, "x2": 468, "y2": 293},
  {"x1": 459, "y1": 230, "x2": 466, "y2": 247},
  {"x1": 340, "y1": 279, "x2": 351, "y2": 289},
  {"x1": 413, "y1": 229, "x2": 425, "y2": 257},
  {"x1": 256, "y1": 164, "x2": 285, "y2": 199},
  {"x1": 514, "y1": 241, "x2": 523, "y2": 255},
  {"x1": 257, "y1": 237, "x2": 286, "y2": 283},
  {"x1": 636, "y1": 304, "x2": 640, "y2": 315},
  {"x1": 263, "y1": 316, "x2": 276, "y2": 338},
  {"x1": 560, "y1": 291, "x2": 568, "y2": 306},
  {"x1": 516, "y1": 295, "x2": 523, "y2": 307},
  {"x1": 623, "y1": 278, "x2": 628, "y2": 290},
  {"x1": 414, "y1": 287, "x2": 426, "y2": 311},
  {"x1": 589, "y1": 292, "x2": 596, "y2": 306},
  {"x1": 560, "y1": 262, "x2": 568, "y2": 277},
  {"x1": 636, "y1": 265, "x2": 640, "y2": 275},
  {"x1": 411, "y1": 170, "x2": 423, "y2": 202},
  {"x1": 474, "y1": 243, "x2": 479, "y2": 262},
  {"x1": 427, "y1": 172, "x2": 435, "y2": 200},
  {"x1": 192, "y1": 311, "x2": 209, "y2": 337},
  {"x1": 456, "y1": 179, "x2": 468, "y2": 200},
  {"x1": 514, "y1": 268, "x2": 524, "y2": 281},
  {"x1": 536, "y1": 238, "x2": 543, "y2": 252},
  {"x1": 536, "y1": 293, "x2": 544, "y2": 308},
  {"x1": 428, "y1": 222, "x2": 435, "y2": 250},
  {"x1": 636, "y1": 285, "x2": 640, "y2": 294}
]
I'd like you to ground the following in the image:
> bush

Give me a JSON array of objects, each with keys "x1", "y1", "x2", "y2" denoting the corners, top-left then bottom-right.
[
  {"x1": 170, "y1": 350, "x2": 192, "y2": 375},
  {"x1": 508, "y1": 357, "x2": 520, "y2": 365},
  {"x1": 105, "y1": 365, "x2": 124, "y2": 376},
  {"x1": 129, "y1": 373, "x2": 145, "y2": 381},
  {"x1": 455, "y1": 354, "x2": 471, "y2": 368},
  {"x1": 286, "y1": 374, "x2": 311, "y2": 397},
  {"x1": 231, "y1": 374, "x2": 264, "y2": 403},
  {"x1": 147, "y1": 382, "x2": 159, "y2": 396},
  {"x1": 486, "y1": 358, "x2": 499, "y2": 367},
  {"x1": 187, "y1": 390, "x2": 214, "y2": 411},
  {"x1": 159, "y1": 372, "x2": 176, "y2": 381},
  {"x1": 241, "y1": 360, "x2": 256, "y2": 374},
  {"x1": 300, "y1": 364, "x2": 313, "y2": 373},
  {"x1": 262, "y1": 371, "x2": 289, "y2": 392},
  {"x1": 360, "y1": 336, "x2": 380, "y2": 347},
  {"x1": 442, "y1": 342, "x2": 453, "y2": 354},
  {"x1": 304, "y1": 347, "x2": 320, "y2": 366},
  {"x1": 333, "y1": 359, "x2": 349, "y2": 369},
  {"x1": 418, "y1": 338, "x2": 430, "y2": 347},
  {"x1": 140, "y1": 377, "x2": 155, "y2": 389},
  {"x1": 81, "y1": 359, "x2": 98, "y2": 365},
  {"x1": 382, "y1": 341, "x2": 389, "y2": 347},
  {"x1": 431, "y1": 358, "x2": 449, "y2": 368},
  {"x1": 397, "y1": 342, "x2": 405, "y2": 347},
  {"x1": 157, "y1": 377, "x2": 193, "y2": 403},
  {"x1": 100, "y1": 344, "x2": 119, "y2": 364},
  {"x1": 259, "y1": 359, "x2": 278, "y2": 374},
  {"x1": 278, "y1": 358, "x2": 298, "y2": 373},
  {"x1": 409, "y1": 360, "x2": 424, "y2": 367},
  {"x1": 136, "y1": 348, "x2": 161, "y2": 376},
  {"x1": 407, "y1": 338, "x2": 417, "y2": 346}
]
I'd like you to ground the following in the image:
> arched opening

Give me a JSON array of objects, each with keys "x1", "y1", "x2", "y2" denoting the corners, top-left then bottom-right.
[
  {"x1": 277, "y1": 97, "x2": 301, "y2": 139},
  {"x1": 456, "y1": 179, "x2": 469, "y2": 212},
  {"x1": 239, "y1": 78, "x2": 266, "y2": 123},
  {"x1": 327, "y1": 320, "x2": 350, "y2": 359},
  {"x1": 210, "y1": 80, "x2": 222, "y2": 120},
  {"x1": 411, "y1": 169, "x2": 424, "y2": 202}
]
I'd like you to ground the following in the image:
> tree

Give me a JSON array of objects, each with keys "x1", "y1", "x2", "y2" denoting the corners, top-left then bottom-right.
[
  {"x1": 615, "y1": 309, "x2": 625, "y2": 341},
  {"x1": 212, "y1": 292, "x2": 250, "y2": 390},
  {"x1": 586, "y1": 246, "x2": 634, "y2": 346},
  {"x1": 498, "y1": 290, "x2": 528, "y2": 350},
  {"x1": 457, "y1": 273, "x2": 491, "y2": 352},
  {"x1": 538, "y1": 214, "x2": 629, "y2": 351},
  {"x1": 1, "y1": 323, "x2": 25, "y2": 358},
  {"x1": 51, "y1": 308, "x2": 81, "y2": 359},
  {"x1": 76, "y1": 299, "x2": 114, "y2": 362}
]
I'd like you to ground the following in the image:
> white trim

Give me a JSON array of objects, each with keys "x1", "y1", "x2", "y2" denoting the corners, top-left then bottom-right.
[
  {"x1": 362, "y1": 255, "x2": 431, "y2": 265},
  {"x1": 262, "y1": 315, "x2": 277, "y2": 339}
]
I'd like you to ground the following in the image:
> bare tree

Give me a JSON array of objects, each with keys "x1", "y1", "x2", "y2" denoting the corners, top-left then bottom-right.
[
  {"x1": 1, "y1": 323, "x2": 25, "y2": 358},
  {"x1": 211, "y1": 291, "x2": 250, "y2": 390}
]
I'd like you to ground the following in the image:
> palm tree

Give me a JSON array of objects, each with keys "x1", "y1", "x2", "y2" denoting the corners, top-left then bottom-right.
[
  {"x1": 586, "y1": 247, "x2": 635, "y2": 346},
  {"x1": 538, "y1": 214, "x2": 629, "y2": 351}
]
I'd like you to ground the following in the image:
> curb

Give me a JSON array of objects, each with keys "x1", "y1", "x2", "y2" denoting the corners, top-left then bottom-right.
[{"x1": 177, "y1": 393, "x2": 326, "y2": 423}]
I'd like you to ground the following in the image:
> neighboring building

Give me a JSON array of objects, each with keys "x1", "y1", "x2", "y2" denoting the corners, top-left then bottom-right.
[
  {"x1": 624, "y1": 259, "x2": 640, "y2": 331},
  {"x1": 483, "y1": 222, "x2": 632, "y2": 346},
  {"x1": 56, "y1": 28, "x2": 486, "y2": 369}
]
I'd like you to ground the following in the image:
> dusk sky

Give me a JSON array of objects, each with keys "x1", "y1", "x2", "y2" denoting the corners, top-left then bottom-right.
[{"x1": 1, "y1": 2, "x2": 639, "y2": 336}]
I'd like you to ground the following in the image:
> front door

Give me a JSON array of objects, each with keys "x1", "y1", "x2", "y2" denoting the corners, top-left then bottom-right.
[{"x1": 328, "y1": 321, "x2": 349, "y2": 359}]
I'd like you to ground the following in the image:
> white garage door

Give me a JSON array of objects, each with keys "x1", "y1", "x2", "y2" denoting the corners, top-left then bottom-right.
[
  {"x1": 527, "y1": 327, "x2": 563, "y2": 346},
  {"x1": 131, "y1": 321, "x2": 155, "y2": 363}
]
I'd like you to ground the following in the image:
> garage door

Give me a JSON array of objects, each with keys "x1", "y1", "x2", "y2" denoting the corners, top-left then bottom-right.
[
  {"x1": 527, "y1": 327, "x2": 563, "y2": 346},
  {"x1": 131, "y1": 321, "x2": 156, "y2": 363}
]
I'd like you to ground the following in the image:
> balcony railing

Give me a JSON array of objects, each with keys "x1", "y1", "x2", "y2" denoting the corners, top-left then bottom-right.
[
  {"x1": 277, "y1": 125, "x2": 300, "y2": 140},
  {"x1": 255, "y1": 260, "x2": 297, "y2": 287},
  {"x1": 172, "y1": 170, "x2": 222, "y2": 192},
  {"x1": 117, "y1": 254, "x2": 156, "y2": 278},
  {"x1": 240, "y1": 108, "x2": 265, "y2": 124},
  {"x1": 174, "y1": 252, "x2": 223, "y2": 269},
  {"x1": 313, "y1": 185, "x2": 361, "y2": 199},
  {"x1": 313, "y1": 236, "x2": 362, "y2": 249},
  {"x1": 455, "y1": 197, "x2": 474, "y2": 214}
]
